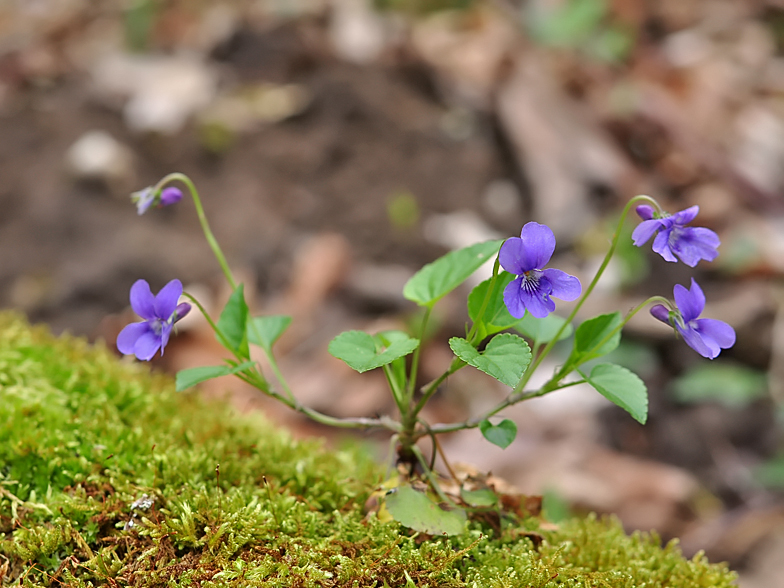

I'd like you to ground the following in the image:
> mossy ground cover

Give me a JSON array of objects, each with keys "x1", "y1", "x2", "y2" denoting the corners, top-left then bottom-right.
[{"x1": 0, "y1": 312, "x2": 736, "y2": 587}]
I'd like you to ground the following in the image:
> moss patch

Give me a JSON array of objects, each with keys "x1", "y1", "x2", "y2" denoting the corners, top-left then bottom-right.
[{"x1": 0, "y1": 312, "x2": 736, "y2": 587}]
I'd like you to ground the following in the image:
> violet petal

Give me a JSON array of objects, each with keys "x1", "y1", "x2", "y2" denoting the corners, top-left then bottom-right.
[
  {"x1": 499, "y1": 238, "x2": 528, "y2": 276},
  {"x1": 133, "y1": 330, "x2": 162, "y2": 361},
  {"x1": 503, "y1": 277, "x2": 527, "y2": 319},
  {"x1": 154, "y1": 279, "x2": 183, "y2": 319},
  {"x1": 518, "y1": 283, "x2": 555, "y2": 319},
  {"x1": 631, "y1": 219, "x2": 664, "y2": 246},
  {"x1": 129, "y1": 280, "x2": 156, "y2": 320},
  {"x1": 677, "y1": 324, "x2": 715, "y2": 358},
  {"x1": 652, "y1": 229, "x2": 678, "y2": 262},
  {"x1": 670, "y1": 227, "x2": 720, "y2": 267},
  {"x1": 541, "y1": 268, "x2": 581, "y2": 301},
  {"x1": 674, "y1": 279, "x2": 705, "y2": 323},
  {"x1": 117, "y1": 322, "x2": 150, "y2": 355},
  {"x1": 519, "y1": 222, "x2": 555, "y2": 270},
  {"x1": 671, "y1": 205, "x2": 700, "y2": 225},
  {"x1": 694, "y1": 318, "x2": 736, "y2": 350}
]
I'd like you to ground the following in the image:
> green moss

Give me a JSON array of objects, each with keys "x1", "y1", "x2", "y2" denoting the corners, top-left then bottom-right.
[{"x1": 0, "y1": 312, "x2": 736, "y2": 587}]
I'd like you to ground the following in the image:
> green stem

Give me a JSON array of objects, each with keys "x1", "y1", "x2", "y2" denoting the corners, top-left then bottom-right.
[
  {"x1": 466, "y1": 255, "x2": 502, "y2": 345},
  {"x1": 406, "y1": 306, "x2": 432, "y2": 404},
  {"x1": 183, "y1": 292, "x2": 271, "y2": 389},
  {"x1": 383, "y1": 364, "x2": 408, "y2": 416},
  {"x1": 425, "y1": 380, "x2": 586, "y2": 436},
  {"x1": 156, "y1": 173, "x2": 236, "y2": 289},
  {"x1": 513, "y1": 194, "x2": 661, "y2": 394},
  {"x1": 262, "y1": 349, "x2": 297, "y2": 406},
  {"x1": 412, "y1": 357, "x2": 465, "y2": 417},
  {"x1": 410, "y1": 445, "x2": 457, "y2": 507}
]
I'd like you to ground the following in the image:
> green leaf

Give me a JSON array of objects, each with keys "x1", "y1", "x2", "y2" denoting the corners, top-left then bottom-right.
[
  {"x1": 247, "y1": 315, "x2": 292, "y2": 352},
  {"x1": 671, "y1": 363, "x2": 767, "y2": 408},
  {"x1": 403, "y1": 240, "x2": 504, "y2": 307},
  {"x1": 467, "y1": 272, "x2": 520, "y2": 338},
  {"x1": 328, "y1": 330, "x2": 419, "y2": 373},
  {"x1": 567, "y1": 312, "x2": 622, "y2": 367},
  {"x1": 385, "y1": 485, "x2": 466, "y2": 535},
  {"x1": 530, "y1": 0, "x2": 606, "y2": 47},
  {"x1": 460, "y1": 488, "x2": 498, "y2": 508},
  {"x1": 175, "y1": 361, "x2": 256, "y2": 392},
  {"x1": 515, "y1": 312, "x2": 574, "y2": 346},
  {"x1": 449, "y1": 334, "x2": 532, "y2": 388},
  {"x1": 216, "y1": 284, "x2": 249, "y2": 357},
  {"x1": 478, "y1": 419, "x2": 517, "y2": 449},
  {"x1": 584, "y1": 363, "x2": 648, "y2": 424},
  {"x1": 756, "y1": 457, "x2": 784, "y2": 489}
]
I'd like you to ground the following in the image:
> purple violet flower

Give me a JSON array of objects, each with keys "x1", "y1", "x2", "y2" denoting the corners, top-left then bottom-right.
[
  {"x1": 117, "y1": 279, "x2": 191, "y2": 360},
  {"x1": 131, "y1": 186, "x2": 183, "y2": 215},
  {"x1": 632, "y1": 204, "x2": 720, "y2": 267},
  {"x1": 650, "y1": 278, "x2": 735, "y2": 359},
  {"x1": 500, "y1": 222, "x2": 582, "y2": 319}
]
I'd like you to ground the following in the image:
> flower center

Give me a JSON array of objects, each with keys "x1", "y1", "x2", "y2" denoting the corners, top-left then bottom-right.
[
  {"x1": 521, "y1": 270, "x2": 543, "y2": 294},
  {"x1": 151, "y1": 319, "x2": 165, "y2": 336}
]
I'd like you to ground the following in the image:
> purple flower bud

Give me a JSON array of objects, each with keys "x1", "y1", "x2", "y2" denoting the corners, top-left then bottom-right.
[
  {"x1": 635, "y1": 205, "x2": 656, "y2": 221},
  {"x1": 160, "y1": 187, "x2": 183, "y2": 207},
  {"x1": 649, "y1": 304, "x2": 671, "y2": 324},
  {"x1": 173, "y1": 302, "x2": 191, "y2": 322},
  {"x1": 499, "y1": 222, "x2": 582, "y2": 319}
]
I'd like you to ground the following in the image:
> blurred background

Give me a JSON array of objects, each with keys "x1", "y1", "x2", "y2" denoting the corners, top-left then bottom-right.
[{"x1": 1, "y1": 0, "x2": 783, "y2": 585}]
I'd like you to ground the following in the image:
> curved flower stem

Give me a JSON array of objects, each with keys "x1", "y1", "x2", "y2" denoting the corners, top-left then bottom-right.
[
  {"x1": 466, "y1": 255, "x2": 502, "y2": 345},
  {"x1": 182, "y1": 292, "x2": 271, "y2": 390},
  {"x1": 261, "y1": 348, "x2": 297, "y2": 406},
  {"x1": 584, "y1": 295, "x2": 672, "y2": 362},
  {"x1": 163, "y1": 174, "x2": 275, "y2": 390},
  {"x1": 512, "y1": 194, "x2": 661, "y2": 395},
  {"x1": 156, "y1": 173, "x2": 236, "y2": 289}
]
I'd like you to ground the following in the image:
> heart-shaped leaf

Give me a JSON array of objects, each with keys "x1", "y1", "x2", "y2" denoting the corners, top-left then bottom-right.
[
  {"x1": 515, "y1": 312, "x2": 574, "y2": 346},
  {"x1": 478, "y1": 418, "x2": 517, "y2": 449},
  {"x1": 176, "y1": 361, "x2": 255, "y2": 392},
  {"x1": 216, "y1": 284, "x2": 249, "y2": 358},
  {"x1": 247, "y1": 315, "x2": 292, "y2": 352},
  {"x1": 467, "y1": 272, "x2": 520, "y2": 338},
  {"x1": 403, "y1": 240, "x2": 504, "y2": 307},
  {"x1": 328, "y1": 330, "x2": 419, "y2": 373},
  {"x1": 449, "y1": 333, "x2": 532, "y2": 388},
  {"x1": 584, "y1": 363, "x2": 648, "y2": 424},
  {"x1": 385, "y1": 485, "x2": 466, "y2": 535}
]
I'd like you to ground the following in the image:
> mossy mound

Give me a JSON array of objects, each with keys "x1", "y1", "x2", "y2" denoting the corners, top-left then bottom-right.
[{"x1": 0, "y1": 312, "x2": 736, "y2": 587}]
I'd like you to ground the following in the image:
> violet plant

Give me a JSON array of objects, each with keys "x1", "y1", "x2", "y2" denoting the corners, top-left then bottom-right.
[{"x1": 117, "y1": 172, "x2": 735, "y2": 534}]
